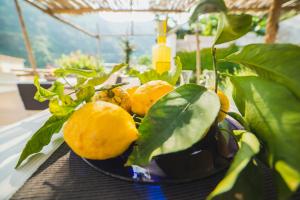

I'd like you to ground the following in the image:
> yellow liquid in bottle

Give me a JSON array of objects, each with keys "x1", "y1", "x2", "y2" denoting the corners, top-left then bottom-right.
[{"x1": 152, "y1": 39, "x2": 171, "y2": 74}]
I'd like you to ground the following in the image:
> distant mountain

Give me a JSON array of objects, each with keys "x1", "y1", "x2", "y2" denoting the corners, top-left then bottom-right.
[{"x1": 0, "y1": 0, "x2": 155, "y2": 67}]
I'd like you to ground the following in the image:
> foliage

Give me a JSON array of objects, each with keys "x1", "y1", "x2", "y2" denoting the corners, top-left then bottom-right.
[
  {"x1": 15, "y1": 63, "x2": 126, "y2": 168},
  {"x1": 176, "y1": 28, "x2": 194, "y2": 39},
  {"x1": 224, "y1": 43, "x2": 300, "y2": 99},
  {"x1": 0, "y1": 0, "x2": 154, "y2": 67},
  {"x1": 207, "y1": 130, "x2": 260, "y2": 199},
  {"x1": 214, "y1": 13, "x2": 252, "y2": 45},
  {"x1": 198, "y1": 15, "x2": 219, "y2": 36},
  {"x1": 137, "y1": 54, "x2": 151, "y2": 66},
  {"x1": 189, "y1": 0, "x2": 227, "y2": 23},
  {"x1": 121, "y1": 38, "x2": 135, "y2": 65},
  {"x1": 251, "y1": 16, "x2": 267, "y2": 36},
  {"x1": 186, "y1": 0, "x2": 300, "y2": 199},
  {"x1": 128, "y1": 57, "x2": 182, "y2": 85},
  {"x1": 176, "y1": 44, "x2": 240, "y2": 74},
  {"x1": 15, "y1": 114, "x2": 71, "y2": 168},
  {"x1": 230, "y1": 75, "x2": 300, "y2": 199},
  {"x1": 127, "y1": 84, "x2": 220, "y2": 166},
  {"x1": 56, "y1": 51, "x2": 103, "y2": 72}
]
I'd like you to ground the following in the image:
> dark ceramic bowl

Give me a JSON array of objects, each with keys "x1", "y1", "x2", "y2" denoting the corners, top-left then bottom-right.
[{"x1": 82, "y1": 118, "x2": 241, "y2": 183}]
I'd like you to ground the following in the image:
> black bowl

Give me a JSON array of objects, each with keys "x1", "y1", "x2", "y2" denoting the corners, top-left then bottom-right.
[{"x1": 82, "y1": 118, "x2": 240, "y2": 183}]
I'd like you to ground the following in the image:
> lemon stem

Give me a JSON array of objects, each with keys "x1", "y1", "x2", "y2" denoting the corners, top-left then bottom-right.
[{"x1": 212, "y1": 47, "x2": 218, "y2": 93}]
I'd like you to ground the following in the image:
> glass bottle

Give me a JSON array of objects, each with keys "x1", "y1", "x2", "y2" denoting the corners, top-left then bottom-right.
[{"x1": 152, "y1": 20, "x2": 171, "y2": 74}]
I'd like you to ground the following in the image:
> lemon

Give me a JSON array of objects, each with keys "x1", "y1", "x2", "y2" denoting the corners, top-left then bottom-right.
[
  {"x1": 217, "y1": 90, "x2": 230, "y2": 122},
  {"x1": 126, "y1": 86, "x2": 138, "y2": 97},
  {"x1": 93, "y1": 87, "x2": 131, "y2": 112},
  {"x1": 131, "y1": 80, "x2": 174, "y2": 116},
  {"x1": 63, "y1": 101, "x2": 139, "y2": 160}
]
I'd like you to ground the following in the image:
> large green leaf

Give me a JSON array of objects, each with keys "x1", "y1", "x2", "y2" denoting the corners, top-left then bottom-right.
[
  {"x1": 207, "y1": 130, "x2": 260, "y2": 199},
  {"x1": 225, "y1": 43, "x2": 300, "y2": 99},
  {"x1": 211, "y1": 159, "x2": 265, "y2": 200},
  {"x1": 189, "y1": 0, "x2": 227, "y2": 23},
  {"x1": 127, "y1": 84, "x2": 220, "y2": 166},
  {"x1": 15, "y1": 114, "x2": 70, "y2": 168},
  {"x1": 230, "y1": 76, "x2": 300, "y2": 199},
  {"x1": 214, "y1": 13, "x2": 252, "y2": 45}
]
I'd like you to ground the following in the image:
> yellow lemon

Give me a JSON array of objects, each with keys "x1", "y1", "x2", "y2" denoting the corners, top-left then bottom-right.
[
  {"x1": 217, "y1": 90, "x2": 230, "y2": 122},
  {"x1": 131, "y1": 80, "x2": 174, "y2": 116},
  {"x1": 63, "y1": 101, "x2": 139, "y2": 160},
  {"x1": 93, "y1": 87, "x2": 131, "y2": 112},
  {"x1": 126, "y1": 86, "x2": 138, "y2": 97}
]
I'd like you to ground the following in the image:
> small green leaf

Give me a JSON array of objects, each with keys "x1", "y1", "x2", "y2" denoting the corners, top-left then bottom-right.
[
  {"x1": 15, "y1": 114, "x2": 71, "y2": 168},
  {"x1": 87, "y1": 63, "x2": 126, "y2": 87},
  {"x1": 189, "y1": 0, "x2": 227, "y2": 23},
  {"x1": 34, "y1": 76, "x2": 64, "y2": 102},
  {"x1": 86, "y1": 74, "x2": 108, "y2": 87},
  {"x1": 49, "y1": 97, "x2": 77, "y2": 117},
  {"x1": 214, "y1": 13, "x2": 252, "y2": 45},
  {"x1": 127, "y1": 84, "x2": 220, "y2": 166},
  {"x1": 128, "y1": 57, "x2": 182, "y2": 85},
  {"x1": 76, "y1": 85, "x2": 95, "y2": 102},
  {"x1": 225, "y1": 43, "x2": 300, "y2": 99},
  {"x1": 75, "y1": 77, "x2": 87, "y2": 88},
  {"x1": 128, "y1": 68, "x2": 160, "y2": 84},
  {"x1": 231, "y1": 76, "x2": 300, "y2": 199},
  {"x1": 109, "y1": 63, "x2": 127, "y2": 75},
  {"x1": 170, "y1": 56, "x2": 182, "y2": 85},
  {"x1": 54, "y1": 68, "x2": 98, "y2": 78},
  {"x1": 207, "y1": 130, "x2": 260, "y2": 200}
]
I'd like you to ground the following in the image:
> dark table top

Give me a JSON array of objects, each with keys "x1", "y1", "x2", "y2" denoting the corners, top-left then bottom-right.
[
  {"x1": 11, "y1": 144, "x2": 223, "y2": 200},
  {"x1": 11, "y1": 143, "x2": 299, "y2": 200}
]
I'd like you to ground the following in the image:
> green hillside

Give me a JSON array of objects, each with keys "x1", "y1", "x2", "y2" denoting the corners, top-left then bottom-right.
[{"x1": 0, "y1": 0, "x2": 155, "y2": 67}]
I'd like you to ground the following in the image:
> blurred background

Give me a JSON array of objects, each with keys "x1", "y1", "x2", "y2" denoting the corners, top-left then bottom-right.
[{"x1": 0, "y1": 0, "x2": 299, "y2": 126}]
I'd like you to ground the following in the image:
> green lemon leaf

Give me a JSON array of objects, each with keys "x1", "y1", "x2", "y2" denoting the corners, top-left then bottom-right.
[
  {"x1": 49, "y1": 97, "x2": 77, "y2": 117},
  {"x1": 15, "y1": 114, "x2": 71, "y2": 168},
  {"x1": 54, "y1": 68, "x2": 98, "y2": 78},
  {"x1": 127, "y1": 84, "x2": 220, "y2": 166},
  {"x1": 276, "y1": 161, "x2": 300, "y2": 192},
  {"x1": 75, "y1": 77, "x2": 87, "y2": 88},
  {"x1": 109, "y1": 63, "x2": 127, "y2": 75},
  {"x1": 214, "y1": 13, "x2": 252, "y2": 45},
  {"x1": 128, "y1": 68, "x2": 160, "y2": 84},
  {"x1": 87, "y1": 63, "x2": 126, "y2": 87},
  {"x1": 207, "y1": 130, "x2": 260, "y2": 199},
  {"x1": 225, "y1": 43, "x2": 300, "y2": 99},
  {"x1": 128, "y1": 57, "x2": 182, "y2": 85},
  {"x1": 86, "y1": 74, "x2": 109, "y2": 87},
  {"x1": 76, "y1": 85, "x2": 95, "y2": 102},
  {"x1": 170, "y1": 56, "x2": 182, "y2": 85},
  {"x1": 231, "y1": 76, "x2": 300, "y2": 199},
  {"x1": 189, "y1": 0, "x2": 227, "y2": 23},
  {"x1": 211, "y1": 159, "x2": 265, "y2": 200},
  {"x1": 34, "y1": 76, "x2": 64, "y2": 102}
]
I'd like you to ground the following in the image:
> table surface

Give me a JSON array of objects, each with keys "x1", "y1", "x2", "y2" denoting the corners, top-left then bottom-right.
[
  {"x1": 12, "y1": 143, "x2": 300, "y2": 200},
  {"x1": 12, "y1": 144, "x2": 226, "y2": 200}
]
